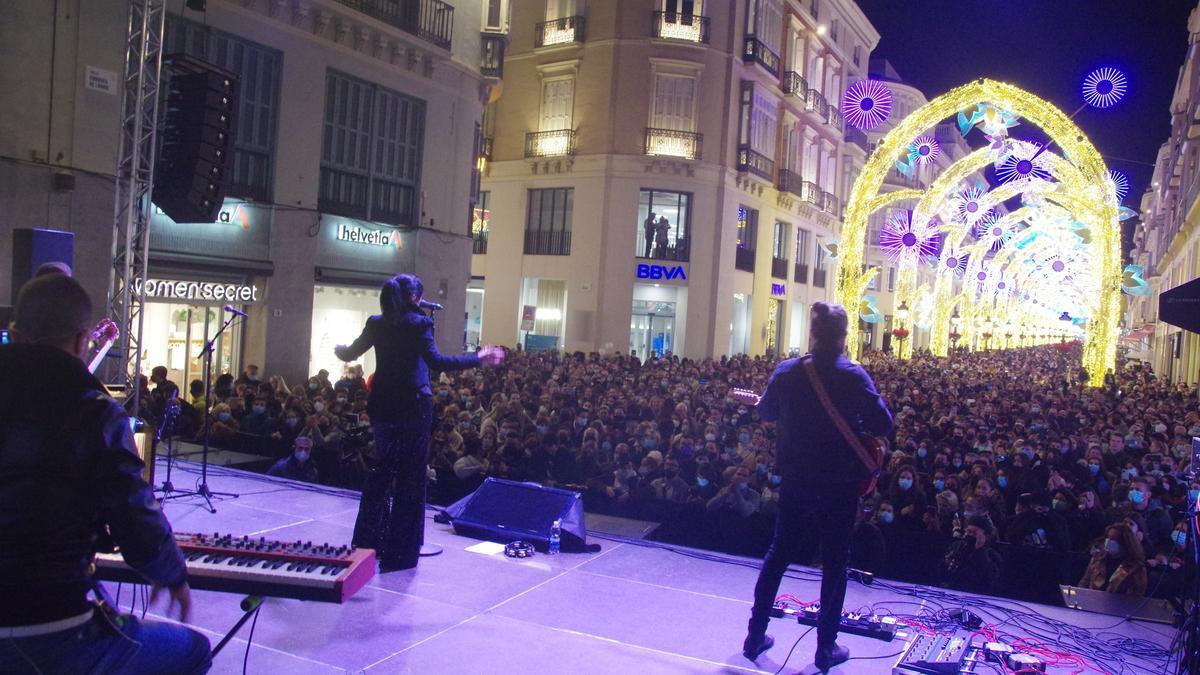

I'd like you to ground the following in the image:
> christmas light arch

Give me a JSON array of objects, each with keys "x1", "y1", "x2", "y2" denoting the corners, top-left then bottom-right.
[{"x1": 837, "y1": 79, "x2": 1121, "y2": 387}]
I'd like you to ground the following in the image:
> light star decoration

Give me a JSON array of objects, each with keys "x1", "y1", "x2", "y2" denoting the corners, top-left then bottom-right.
[{"x1": 841, "y1": 79, "x2": 894, "y2": 130}]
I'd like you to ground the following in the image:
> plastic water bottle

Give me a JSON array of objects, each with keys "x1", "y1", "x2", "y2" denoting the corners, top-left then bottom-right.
[{"x1": 548, "y1": 519, "x2": 561, "y2": 555}]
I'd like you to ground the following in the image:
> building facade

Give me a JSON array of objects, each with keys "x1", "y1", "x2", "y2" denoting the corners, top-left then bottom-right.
[
  {"x1": 469, "y1": 0, "x2": 879, "y2": 359},
  {"x1": 1, "y1": 0, "x2": 495, "y2": 386},
  {"x1": 1126, "y1": 3, "x2": 1200, "y2": 386}
]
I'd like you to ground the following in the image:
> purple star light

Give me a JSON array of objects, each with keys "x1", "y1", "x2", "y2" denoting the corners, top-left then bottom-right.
[
  {"x1": 1082, "y1": 67, "x2": 1127, "y2": 108},
  {"x1": 879, "y1": 210, "x2": 941, "y2": 266},
  {"x1": 1110, "y1": 170, "x2": 1130, "y2": 202},
  {"x1": 908, "y1": 134, "x2": 940, "y2": 167},
  {"x1": 841, "y1": 79, "x2": 893, "y2": 130}
]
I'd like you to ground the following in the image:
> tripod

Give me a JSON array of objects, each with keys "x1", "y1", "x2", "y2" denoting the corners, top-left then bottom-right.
[
  {"x1": 154, "y1": 396, "x2": 189, "y2": 501},
  {"x1": 184, "y1": 311, "x2": 241, "y2": 513}
]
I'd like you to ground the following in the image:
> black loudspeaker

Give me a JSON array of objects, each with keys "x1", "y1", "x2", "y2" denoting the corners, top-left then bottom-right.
[
  {"x1": 152, "y1": 54, "x2": 237, "y2": 224},
  {"x1": 10, "y1": 228, "x2": 74, "y2": 302},
  {"x1": 444, "y1": 478, "x2": 590, "y2": 553}
]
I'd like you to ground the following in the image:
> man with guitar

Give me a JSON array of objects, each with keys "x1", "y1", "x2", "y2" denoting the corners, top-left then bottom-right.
[{"x1": 734, "y1": 302, "x2": 893, "y2": 671}]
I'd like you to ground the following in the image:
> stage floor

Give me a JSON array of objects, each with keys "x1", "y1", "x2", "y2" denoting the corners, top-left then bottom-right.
[{"x1": 110, "y1": 459, "x2": 1178, "y2": 674}]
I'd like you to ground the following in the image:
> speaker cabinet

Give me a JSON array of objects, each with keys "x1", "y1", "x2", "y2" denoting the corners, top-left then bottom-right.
[
  {"x1": 444, "y1": 478, "x2": 589, "y2": 552},
  {"x1": 10, "y1": 228, "x2": 74, "y2": 303}
]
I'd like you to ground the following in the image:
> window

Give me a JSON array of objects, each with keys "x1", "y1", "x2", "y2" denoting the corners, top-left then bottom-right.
[
  {"x1": 637, "y1": 190, "x2": 691, "y2": 261},
  {"x1": 484, "y1": 0, "x2": 508, "y2": 31},
  {"x1": 657, "y1": 0, "x2": 708, "y2": 43},
  {"x1": 651, "y1": 74, "x2": 696, "y2": 132},
  {"x1": 736, "y1": 82, "x2": 778, "y2": 179},
  {"x1": 796, "y1": 228, "x2": 809, "y2": 265},
  {"x1": 525, "y1": 188, "x2": 573, "y2": 255},
  {"x1": 320, "y1": 71, "x2": 424, "y2": 226},
  {"x1": 472, "y1": 190, "x2": 490, "y2": 254},
  {"x1": 745, "y1": 0, "x2": 782, "y2": 54},
  {"x1": 865, "y1": 264, "x2": 877, "y2": 290},
  {"x1": 546, "y1": 0, "x2": 583, "y2": 19},
  {"x1": 887, "y1": 266, "x2": 895, "y2": 292},
  {"x1": 853, "y1": 45, "x2": 862, "y2": 67},
  {"x1": 540, "y1": 77, "x2": 575, "y2": 131},
  {"x1": 164, "y1": 16, "x2": 281, "y2": 202},
  {"x1": 735, "y1": 205, "x2": 757, "y2": 272},
  {"x1": 772, "y1": 221, "x2": 788, "y2": 260},
  {"x1": 814, "y1": 238, "x2": 827, "y2": 287}
]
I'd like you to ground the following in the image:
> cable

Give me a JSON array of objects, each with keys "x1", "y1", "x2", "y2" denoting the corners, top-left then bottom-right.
[
  {"x1": 775, "y1": 626, "x2": 813, "y2": 675},
  {"x1": 242, "y1": 607, "x2": 261, "y2": 675}
]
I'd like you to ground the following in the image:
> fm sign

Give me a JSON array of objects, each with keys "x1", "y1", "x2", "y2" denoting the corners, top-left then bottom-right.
[{"x1": 636, "y1": 264, "x2": 686, "y2": 281}]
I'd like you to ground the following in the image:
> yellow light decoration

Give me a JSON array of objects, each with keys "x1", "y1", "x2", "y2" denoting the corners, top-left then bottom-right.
[{"x1": 836, "y1": 79, "x2": 1121, "y2": 387}]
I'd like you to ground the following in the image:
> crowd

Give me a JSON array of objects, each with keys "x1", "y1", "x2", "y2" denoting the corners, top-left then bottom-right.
[{"x1": 139, "y1": 342, "x2": 1199, "y2": 605}]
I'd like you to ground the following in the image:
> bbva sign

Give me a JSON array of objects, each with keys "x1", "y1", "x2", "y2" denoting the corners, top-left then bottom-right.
[{"x1": 636, "y1": 264, "x2": 687, "y2": 281}]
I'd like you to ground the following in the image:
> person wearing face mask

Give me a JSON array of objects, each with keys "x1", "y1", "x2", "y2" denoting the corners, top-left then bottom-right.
[
  {"x1": 270, "y1": 407, "x2": 306, "y2": 457},
  {"x1": 736, "y1": 302, "x2": 893, "y2": 670},
  {"x1": 240, "y1": 397, "x2": 275, "y2": 436},
  {"x1": 334, "y1": 274, "x2": 504, "y2": 572},
  {"x1": 886, "y1": 467, "x2": 928, "y2": 531},
  {"x1": 1126, "y1": 477, "x2": 1173, "y2": 558},
  {"x1": 943, "y1": 516, "x2": 1003, "y2": 595},
  {"x1": 1079, "y1": 523, "x2": 1147, "y2": 596},
  {"x1": 268, "y1": 436, "x2": 319, "y2": 483},
  {"x1": 207, "y1": 402, "x2": 240, "y2": 444}
]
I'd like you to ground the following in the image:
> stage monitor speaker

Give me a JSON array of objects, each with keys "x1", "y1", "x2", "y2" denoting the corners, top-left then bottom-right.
[
  {"x1": 10, "y1": 228, "x2": 74, "y2": 303},
  {"x1": 152, "y1": 54, "x2": 237, "y2": 224},
  {"x1": 444, "y1": 478, "x2": 590, "y2": 552},
  {"x1": 1159, "y1": 275, "x2": 1200, "y2": 334}
]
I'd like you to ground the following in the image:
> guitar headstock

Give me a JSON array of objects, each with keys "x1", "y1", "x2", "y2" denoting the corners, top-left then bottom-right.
[
  {"x1": 731, "y1": 387, "x2": 760, "y2": 405},
  {"x1": 90, "y1": 318, "x2": 119, "y2": 343}
]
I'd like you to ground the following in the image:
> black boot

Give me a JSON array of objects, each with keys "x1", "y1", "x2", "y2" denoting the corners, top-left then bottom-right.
[
  {"x1": 742, "y1": 633, "x2": 774, "y2": 661},
  {"x1": 814, "y1": 642, "x2": 850, "y2": 671}
]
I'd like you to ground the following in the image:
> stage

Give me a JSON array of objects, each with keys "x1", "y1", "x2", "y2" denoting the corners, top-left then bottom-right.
[{"x1": 113, "y1": 459, "x2": 1179, "y2": 674}]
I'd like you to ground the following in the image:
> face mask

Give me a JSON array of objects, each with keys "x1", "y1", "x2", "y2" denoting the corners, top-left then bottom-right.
[
  {"x1": 1128, "y1": 489, "x2": 1145, "y2": 505},
  {"x1": 575, "y1": 418, "x2": 588, "y2": 429},
  {"x1": 898, "y1": 478, "x2": 913, "y2": 491},
  {"x1": 917, "y1": 448, "x2": 928, "y2": 458},
  {"x1": 294, "y1": 450, "x2": 310, "y2": 462},
  {"x1": 638, "y1": 467, "x2": 651, "y2": 477},
  {"x1": 537, "y1": 425, "x2": 548, "y2": 435},
  {"x1": 601, "y1": 441, "x2": 612, "y2": 451},
  {"x1": 880, "y1": 511, "x2": 894, "y2": 524},
  {"x1": 1052, "y1": 499, "x2": 1067, "y2": 512},
  {"x1": 696, "y1": 477, "x2": 710, "y2": 488},
  {"x1": 642, "y1": 438, "x2": 657, "y2": 450},
  {"x1": 1089, "y1": 463, "x2": 1101, "y2": 475},
  {"x1": 1104, "y1": 538, "x2": 1121, "y2": 557},
  {"x1": 314, "y1": 402, "x2": 325, "y2": 413},
  {"x1": 309, "y1": 383, "x2": 319, "y2": 390},
  {"x1": 359, "y1": 419, "x2": 370, "y2": 428},
  {"x1": 769, "y1": 475, "x2": 782, "y2": 486},
  {"x1": 286, "y1": 418, "x2": 299, "y2": 428},
  {"x1": 248, "y1": 374, "x2": 260, "y2": 382},
  {"x1": 933, "y1": 479, "x2": 945, "y2": 491},
  {"x1": 705, "y1": 433, "x2": 717, "y2": 441},
  {"x1": 1189, "y1": 489, "x2": 1200, "y2": 504},
  {"x1": 756, "y1": 463, "x2": 767, "y2": 474},
  {"x1": 218, "y1": 412, "x2": 232, "y2": 422},
  {"x1": 952, "y1": 460, "x2": 962, "y2": 469},
  {"x1": 253, "y1": 405, "x2": 266, "y2": 414},
  {"x1": 1154, "y1": 423, "x2": 1167, "y2": 434},
  {"x1": 738, "y1": 481, "x2": 749, "y2": 490},
  {"x1": 997, "y1": 476, "x2": 1008, "y2": 488},
  {"x1": 337, "y1": 396, "x2": 348, "y2": 404},
  {"x1": 738, "y1": 433, "x2": 751, "y2": 444}
]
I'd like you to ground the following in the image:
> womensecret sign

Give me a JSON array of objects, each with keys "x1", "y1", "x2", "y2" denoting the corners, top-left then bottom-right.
[{"x1": 134, "y1": 278, "x2": 261, "y2": 303}]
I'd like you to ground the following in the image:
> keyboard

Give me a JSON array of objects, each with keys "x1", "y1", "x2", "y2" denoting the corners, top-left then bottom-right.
[{"x1": 93, "y1": 532, "x2": 376, "y2": 603}]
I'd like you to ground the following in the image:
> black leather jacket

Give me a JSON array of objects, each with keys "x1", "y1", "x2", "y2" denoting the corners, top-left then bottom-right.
[{"x1": 0, "y1": 344, "x2": 187, "y2": 626}]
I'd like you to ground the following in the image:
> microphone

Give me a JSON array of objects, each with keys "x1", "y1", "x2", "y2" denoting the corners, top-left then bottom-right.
[
  {"x1": 418, "y1": 299, "x2": 444, "y2": 311},
  {"x1": 224, "y1": 305, "x2": 248, "y2": 318}
]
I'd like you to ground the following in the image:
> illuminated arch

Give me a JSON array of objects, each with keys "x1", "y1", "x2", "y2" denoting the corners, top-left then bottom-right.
[{"x1": 838, "y1": 79, "x2": 1121, "y2": 387}]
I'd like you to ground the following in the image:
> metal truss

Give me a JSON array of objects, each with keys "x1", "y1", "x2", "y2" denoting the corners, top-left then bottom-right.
[{"x1": 105, "y1": 0, "x2": 165, "y2": 411}]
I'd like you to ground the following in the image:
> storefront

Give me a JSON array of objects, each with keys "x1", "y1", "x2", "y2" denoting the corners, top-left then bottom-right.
[
  {"x1": 518, "y1": 277, "x2": 567, "y2": 351},
  {"x1": 465, "y1": 278, "x2": 485, "y2": 350},
  {"x1": 729, "y1": 292, "x2": 752, "y2": 356},
  {"x1": 631, "y1": 282, "x2": 688, "y2": 361}
]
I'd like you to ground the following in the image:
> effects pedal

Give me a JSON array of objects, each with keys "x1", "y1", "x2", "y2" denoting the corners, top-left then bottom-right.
[
  {"x1": 771, "y1": 602, "x2": 899, "y2": 642},
  {"x1": 892, "y1": 632, "x2": 972, "y2": 674}
]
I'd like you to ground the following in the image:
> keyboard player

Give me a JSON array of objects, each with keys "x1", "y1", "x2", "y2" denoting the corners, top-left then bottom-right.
[{"x1": 0, "y1": 274, "x2": 211, "y2": 674}]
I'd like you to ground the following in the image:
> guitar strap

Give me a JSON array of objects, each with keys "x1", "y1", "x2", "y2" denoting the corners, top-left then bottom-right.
[{"x1": 800, "y1": 355, "x2": 880, "y2": 473}]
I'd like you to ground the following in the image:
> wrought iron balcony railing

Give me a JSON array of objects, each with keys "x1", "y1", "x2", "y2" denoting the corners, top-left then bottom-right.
[
  {"x1": 525, "y1": 129, "x2": 577, "y2": 158},
  {"x1": 523, "y1": 228, "x2": 571, "y2": 255},
  {"x1": 535, "y1": 15, "x2": 585, "y2": 47},
  {"x1": 845, "y1": 127, "x2": 870, "y2": 153},
  {"x1": 644, "y1": 128, "x2": 703, "y2": 160},
  {"x1": 480, "y1": 32, "x2": 507, "y2": 78},
  {"x1": 813, "y1": 268, "x2": 827, "y2": 288},
  {"x1": 742, "y1": 36, "x2": 780, "y2": 76},
  {"x1": 736, "y1": 144, "x2": 774, "y2": 181},
  {"x1": 771, "y1": 257, "x2": 789, "y2": 280},
  {"x1": 480, "y1": 137, "x2": 493, "y2": 160},
  {"x1": 822, "y1": 192, "x2": 840, "y2": 217},
  {"x1": 334, "y1": 0, "x2": 454, "y2": 50},
  {"x1": 828, "y1": 107, "x2": 844, "y2": 131},
  {"x1": 801, "y1": 180, "x2": 822, "y2": 206},
  {"x1": 735, "y1": 247, "x2": 756, "y2": 272},
  {"x1": 472, "y1": 228, "x2": 488, "y2": 254},
  {"x1": 783, "y1": 71, "x2": 808, "y2": 98},
  {"x1": 777, "y1": 169, "x2": 804, "y2": 198},
  {"x1": 794, "y1": 262, "x2": 809, "y2": 284},
  {"x1": 805, "y1": 88, "x2": 828, "y2": 117},
  {"x1": 652, "y1": 11, "x2": 709, "y2": 43}
]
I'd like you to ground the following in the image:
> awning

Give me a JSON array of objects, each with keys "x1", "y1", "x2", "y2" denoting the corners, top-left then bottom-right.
[{"x1": 1121, "y1": 325, "x2": 1155, "y2": 342}]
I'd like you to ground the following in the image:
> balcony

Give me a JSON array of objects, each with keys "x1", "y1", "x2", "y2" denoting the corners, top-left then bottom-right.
[
  {"x1": 735, "y1": 247, "x2": 756, "y2": 272},
  {"x1": 652, "y1": 11, "x2": 709, "y2": 43},
  {"x1": 813, "y1": 268, "x2": 827, "y2": 288},
  {"x1": 645, "y1": 128, "x2": 703, "y2": 160},
  {"x1": 472, "y1": 229, "x2": 488, "y2": 254},
  {"x1": 736, "y1": 144, "x2": 774, "y2": 181},
  {"x1": 480, "y1": 137, "x2": 493, "y2": 161},
  {"x1": 525, "y1": 129, "x2": 576, "y2": 158},
  {"x1": 523, "y1": 229, "x2": 571, "y2": 255},
  {"x1": 777, "y1": 169, "x2": 804, "y2": 198},
  {"x1": 805, "y1": 88, "x2": 828, "y2": 117},
  {"x1": 536, "y1": 15, "x2": 585, "y2": 47},
  {"x1": 845, "y1": 127, "x2": 870, "y2": 153},
  {"x1": 783, "y1": 71, "x2": 808, "y2": 98},
  {"x1": 480, "y1": 32, "x2": 507, "y2": 78},
  {"x1": 771, "y1": 257, "x2": 789, "y2": 280},
  {"x1": 828, "y1": 107, "x2": 844, "y2": 132},
  {"x1": 822, "y1": 192, "x2": 840, "y2": 217},
  {"x1": 794, "y1": 262, "x2": 809, "y2": 284},
  {"x1": 334, "y1": 0, "x2": 454, "y2": 50},
  {"x1": 742, "y1": 36, "x2": 780, "y2": 76},
  {"x1": 801, "y1": 180, "x2": 822, "y2": 206}
]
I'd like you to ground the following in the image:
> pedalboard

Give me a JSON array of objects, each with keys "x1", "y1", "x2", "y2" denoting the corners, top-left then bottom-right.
[{"x1": 771, "y1": 602, "x2": 900, "y2": 642}]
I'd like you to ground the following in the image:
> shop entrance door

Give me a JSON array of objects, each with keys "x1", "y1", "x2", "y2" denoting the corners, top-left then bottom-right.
[
  {"x1": 163, "y1": 305, "x2": 240, "y2": 392},
  {"x1": 630, "y1": 300, "x2": 676, "y2": 360}
]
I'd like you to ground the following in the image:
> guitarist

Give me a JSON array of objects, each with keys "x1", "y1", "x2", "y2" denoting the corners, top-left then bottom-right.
[{"x1": 736, "y1": 301, "x2": 893, "y2": 671}]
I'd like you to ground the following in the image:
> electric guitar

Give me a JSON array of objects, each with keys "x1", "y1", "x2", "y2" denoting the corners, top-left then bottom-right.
[{"x1": 87, "y1": 318, "x2": 120, "y2": 374}]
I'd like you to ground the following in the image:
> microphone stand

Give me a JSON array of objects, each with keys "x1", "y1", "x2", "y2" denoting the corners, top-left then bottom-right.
[
  {"x1": 155, "y1": 397, "x2": 191, "y2": 502},
  {"x1": 190, "y1": 311, "x2": 241, "y2": 513},
  {"x1": 420, "y1": 302, "x2": 443, "y2": 558}
]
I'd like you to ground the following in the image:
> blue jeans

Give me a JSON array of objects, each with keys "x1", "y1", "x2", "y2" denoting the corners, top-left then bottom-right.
[{"x1": 0, "y1": 612, "x2": 211, "y2": 675}]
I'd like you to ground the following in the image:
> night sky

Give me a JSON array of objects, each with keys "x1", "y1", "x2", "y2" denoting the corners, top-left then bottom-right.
[{"x1": 856, "y1": 0, "x2": 1196, "y2": 256}]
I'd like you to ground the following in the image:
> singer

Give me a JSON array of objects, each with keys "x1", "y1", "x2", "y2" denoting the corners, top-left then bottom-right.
[{"x1": 335, "y1": 274, "x2": 504, "y2": 571}]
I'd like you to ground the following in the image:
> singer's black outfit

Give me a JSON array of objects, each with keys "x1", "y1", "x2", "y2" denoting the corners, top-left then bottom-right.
[
  {"x1": 338, "y1": 309, "x2": 480, "y2": 569},
  {"x1": 747, "y1": 349, "x2": 893, "y2": 650}
]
